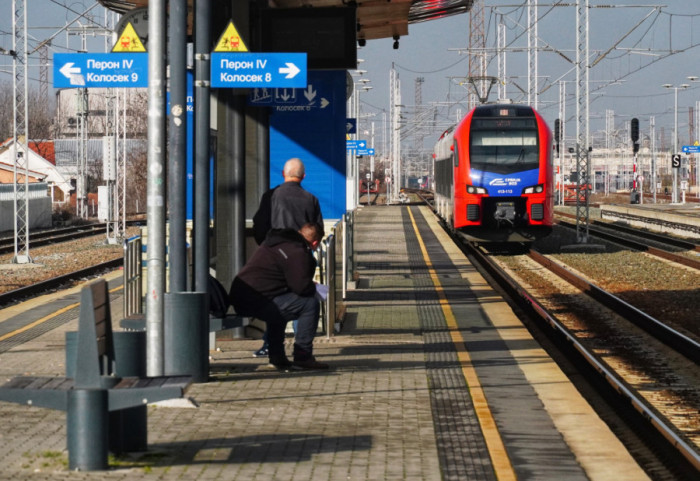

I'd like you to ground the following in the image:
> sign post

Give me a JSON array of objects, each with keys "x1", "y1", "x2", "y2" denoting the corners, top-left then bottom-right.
[{"x1": 671, "y1": 154, "x2": 682, "y2": 203}]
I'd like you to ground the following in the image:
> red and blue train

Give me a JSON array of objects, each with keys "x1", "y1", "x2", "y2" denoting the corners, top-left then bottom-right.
[{"x1": 433, "y1": 103, "x2": 554, "y2": 243}]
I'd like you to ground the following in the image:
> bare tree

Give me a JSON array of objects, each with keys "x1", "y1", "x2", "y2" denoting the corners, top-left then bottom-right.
[
  {"x1": 0, "y1": 81, "x2": 12, "y2": 142},
  {"x1": 126, "y1": 148, "x2": 147, "y2": 214},
  {"x1": 0, "y1": 81, "x2": 55, "y2": 143}
]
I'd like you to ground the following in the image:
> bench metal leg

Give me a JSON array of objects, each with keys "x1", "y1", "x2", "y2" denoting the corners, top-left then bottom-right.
[{"x1": 67, "y1": 389, "x2": 109, "y2": 471}]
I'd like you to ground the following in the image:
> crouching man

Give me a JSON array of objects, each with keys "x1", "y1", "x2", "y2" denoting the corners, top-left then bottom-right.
[{"x1": 229, "y1": 222, "x2": 328, "y2": 371}]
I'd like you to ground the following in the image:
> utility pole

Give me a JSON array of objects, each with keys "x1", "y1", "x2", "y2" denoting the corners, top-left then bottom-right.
[
  {"x1": 11, "y1": 0, "x2": 31, "y2": 264},
  {"x1": 389, "y1": 64, "x2": 401, "y2": 203},
  {"x1": 650, "y1": 116, "x2": 656, "y2": 203},
  {"x1": 469, "y1": 0, "x2": 485, "y2": 108},
  {"x1": 558, "y1": 81, "x2": 566, "y2": 205},
  {"x1": 498, "y1": 21, "x2": 507, "y2": 101},
  {"x1": 528, "y1": 0, "x2": 538, "y2": 108},
  {"x1": 575, "y1": 0, "x2": 591, "y2": 243},
  {"x1": 606, "y1": 109, "x2": 614, "y2": 197}
]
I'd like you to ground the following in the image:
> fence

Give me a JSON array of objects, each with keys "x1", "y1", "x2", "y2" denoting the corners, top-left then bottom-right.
[{"x1": 123, "y1": 233, "x2": 143, "y2": 318}]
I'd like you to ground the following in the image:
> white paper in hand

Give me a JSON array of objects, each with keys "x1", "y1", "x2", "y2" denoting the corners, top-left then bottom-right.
[{"x1": 315, "y1": 283, "x2": 329, "y2": 301}]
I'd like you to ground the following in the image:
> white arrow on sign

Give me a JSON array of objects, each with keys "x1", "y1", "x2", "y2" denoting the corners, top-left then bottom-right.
[
  {"x1": 279, "y1": 62, "x2": 300, "y2": 79},
  {"x1": 59, "y1": 62, "x2": 85, "y2": 86},
  {"x1": 321, "y1": 98, "x2": 330, "y2": 109}
]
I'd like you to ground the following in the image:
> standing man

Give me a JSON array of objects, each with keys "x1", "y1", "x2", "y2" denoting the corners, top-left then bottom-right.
[
  {"x1": 250, "y1": 157, "x2": 324, "y2": 357},
  {"x1": 230, "y1": 223, "x2": 328, "y2": 371},
  {"x1": 253, "y1": 157, "x2": 324, "y2": 243}
]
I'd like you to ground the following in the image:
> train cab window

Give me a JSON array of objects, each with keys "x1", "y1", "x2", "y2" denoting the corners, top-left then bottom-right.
[
  {"x1": 469, "y1": 118, "x2": 539, "y2": 174},
  {"x1": 453, "y1": 141, "x2": 459, "y2": 167}
]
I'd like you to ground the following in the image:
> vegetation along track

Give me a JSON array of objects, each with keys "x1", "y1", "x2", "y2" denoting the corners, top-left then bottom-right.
[{"x1": 450, "y1": 222, "x2": 700, "y2": 479}]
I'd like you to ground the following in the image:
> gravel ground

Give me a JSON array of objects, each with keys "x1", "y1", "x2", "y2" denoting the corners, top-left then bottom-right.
[
  {"x1": 0, "y1": 228, "x2": 140, "y2": 295},
  {"x1": 532, "y1": 224, "x2": 700, "y2": 340}
]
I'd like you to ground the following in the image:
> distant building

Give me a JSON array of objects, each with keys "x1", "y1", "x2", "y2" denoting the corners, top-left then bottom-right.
[{"x1": 0, "y1": 137, "x2": 72, "y2": 204}]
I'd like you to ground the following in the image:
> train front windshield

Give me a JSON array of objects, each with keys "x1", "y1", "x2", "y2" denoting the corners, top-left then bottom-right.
[{"x1": 469, "y1": 118, "x2": 539, "y2": 174}]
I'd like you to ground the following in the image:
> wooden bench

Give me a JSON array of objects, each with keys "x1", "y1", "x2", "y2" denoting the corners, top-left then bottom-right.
[{"x1": 0, "y1": 279, "x2": 192, "y2": 471}]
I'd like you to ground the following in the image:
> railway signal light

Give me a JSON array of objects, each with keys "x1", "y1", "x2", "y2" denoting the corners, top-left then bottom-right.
[
  {"x1": 630, "y1": 118, "x2": 639, "y2": 142},
  {"x1": 631, "y1": 118, "x2": 640, "y2": 153}
]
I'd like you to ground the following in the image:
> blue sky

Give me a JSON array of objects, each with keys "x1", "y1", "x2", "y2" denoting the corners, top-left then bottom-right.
[
  {"x1": 357, "y1": 1, "x2": 700, "y2": 150},
  {"x1": 3, "y1": 1, "x2": 700, "y2": 153}
]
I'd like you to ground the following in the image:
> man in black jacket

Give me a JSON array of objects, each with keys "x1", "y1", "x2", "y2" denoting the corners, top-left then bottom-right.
[
  {"x1": 250, "y1": 157, "x2": 324, "y2": 357},
  {"x1": 252, "y1": 157, "x2": 324, "y2": 244},
  {"x1": 229, "y1": 223, "x2": 328, "y2": 371}
]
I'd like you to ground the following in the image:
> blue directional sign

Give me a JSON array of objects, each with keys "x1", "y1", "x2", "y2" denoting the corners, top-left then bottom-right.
[
  {"x1": 682, "y1": 145, "x2": 700, "y2": 154},
  {"x1": 53, "y1": 53, "x2": 148, "y2": 88},
  {"x1": 211, "y1": 52, "x2": 306, "y2": 88},
  {"x1": 346, "y1": 139, "x2": 368, "y2": 150},
  {"x1": 356, "y1": 148, "x2": 375, "y2": 156}
]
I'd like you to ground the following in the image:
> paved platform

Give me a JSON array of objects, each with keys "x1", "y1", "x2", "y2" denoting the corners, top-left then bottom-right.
[
  {"x1": 0, "y1": 205, "x2": 648, "y2": 480},
  {"x1": 599, "y1": 202, "x2": 700, "y2": 239}
]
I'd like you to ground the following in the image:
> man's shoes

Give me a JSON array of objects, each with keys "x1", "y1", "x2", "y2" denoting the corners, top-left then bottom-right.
[
  {"x1": 268, "y1": 355, "x2": 293, "y2": 371},
  {"x1": 253, "y1": 345, "x2": 269, "y2": 357},
  {"x1": 292, "y1": 356, "x2": 329, "y2": 370}
]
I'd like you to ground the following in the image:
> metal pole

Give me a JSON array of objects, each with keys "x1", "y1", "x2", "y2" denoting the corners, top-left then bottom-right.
[
  {"x1": 146, "y1": 0, "x2": 167, "y2": 377},
  {"x1": 673, "y1": 87, "x2": 678, "y2": 203},
  {"x1": 559, "y1": 81, "x2": 565, "y2": 205},
  {"x1": 193, "y1": 0, "x2": 211, "y2": 294},
  {"x1": 575, "y1": 0, "x2": 590, "y2": 243},
  {"x1": 651, "y1": 116, "x2": 656, "y2": 203},
  {"x1": 168, "y1": 0, "x2": 187, "y2": 293},
  {"x1": 256, "y1": 108, "x2": 270, "y2": 200},
  {"x1": 232, "y1": 95, "x2": 246, "y2": 275}
]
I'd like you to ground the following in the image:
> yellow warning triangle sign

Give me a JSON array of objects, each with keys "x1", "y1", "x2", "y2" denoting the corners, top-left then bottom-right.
[
  {"x1": 112, "y1": 22, "x2": 147, "y2": 52},
  {"x1": 214, "y1": 21, "x2": 248, "y2": 52}
]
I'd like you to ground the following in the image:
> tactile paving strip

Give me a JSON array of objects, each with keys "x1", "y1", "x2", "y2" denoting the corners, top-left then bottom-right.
[{"x1": 402, "y1": 207, "x2": 497, "y2": 481}]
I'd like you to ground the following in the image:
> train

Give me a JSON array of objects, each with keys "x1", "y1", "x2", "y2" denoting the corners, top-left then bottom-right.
[{"x1": 433, "y1": 103, "x2": 554, "y2": 243}]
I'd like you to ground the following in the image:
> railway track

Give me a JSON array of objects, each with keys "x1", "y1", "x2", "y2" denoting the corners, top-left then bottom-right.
[
  {"x1": 0, "y1": 221, "x2": 144, "y2": 256},
  {"x1": 0, "y1": 225, "x2": 141, "y2": 304},
  {"x1": 0, "y1": 258, "x2": 123, "y2": 308},
  {"x1": 556, "y1": 210, "x2": 699, "y2": 258},
  {"x1": 449, "y1": 232, "x2": 700, "y2": 479}
]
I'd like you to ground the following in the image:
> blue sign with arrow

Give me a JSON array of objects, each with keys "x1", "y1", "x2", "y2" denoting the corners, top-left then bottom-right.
[
  {"x1": 346, "y1": 140, "x2": 367, "y2": 150},
  {"x1": 211, "y1": 52, "x2": 306, "y2": 88},
  {"x1": 53, "y1": 53, "x2": 148, "y2": 88},
  {"x1": 682, "y1": 145, "x2": 700, "y2": 154}
]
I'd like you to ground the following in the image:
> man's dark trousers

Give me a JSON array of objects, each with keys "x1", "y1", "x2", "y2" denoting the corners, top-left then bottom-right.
[{"x1": 271, "y1": 292, "x2": 320, "y2": 360}]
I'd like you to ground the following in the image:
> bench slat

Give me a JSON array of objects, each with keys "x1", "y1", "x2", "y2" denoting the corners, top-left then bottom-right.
[
  {"x1": 1, "y1": 376, "x2": 73, "y2": 391},
  {"x1": 114, "y1": 375, "x2": 191, "y2": 390}
]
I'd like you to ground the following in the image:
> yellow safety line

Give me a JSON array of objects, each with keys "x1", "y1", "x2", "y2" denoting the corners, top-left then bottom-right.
[
  {"x1": 407, "y1": 207, "x2": 517, "y2": 481},
  {"x1": 0, "y1": 285, "x2": 124, "y2": 342}
]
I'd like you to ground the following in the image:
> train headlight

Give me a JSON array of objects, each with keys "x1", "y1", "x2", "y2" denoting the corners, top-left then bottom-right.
[
  {"x1": 466, "y1": 185, "x2": 487, "y2": 195},
  {"x1": 522, "y1": 184, "x2": 544, "y2": 194}
]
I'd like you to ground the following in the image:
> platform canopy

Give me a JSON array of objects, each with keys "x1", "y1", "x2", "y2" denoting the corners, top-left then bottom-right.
[{"x1": 97, "y1": 0, "x2": 473, "y2": 42}]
